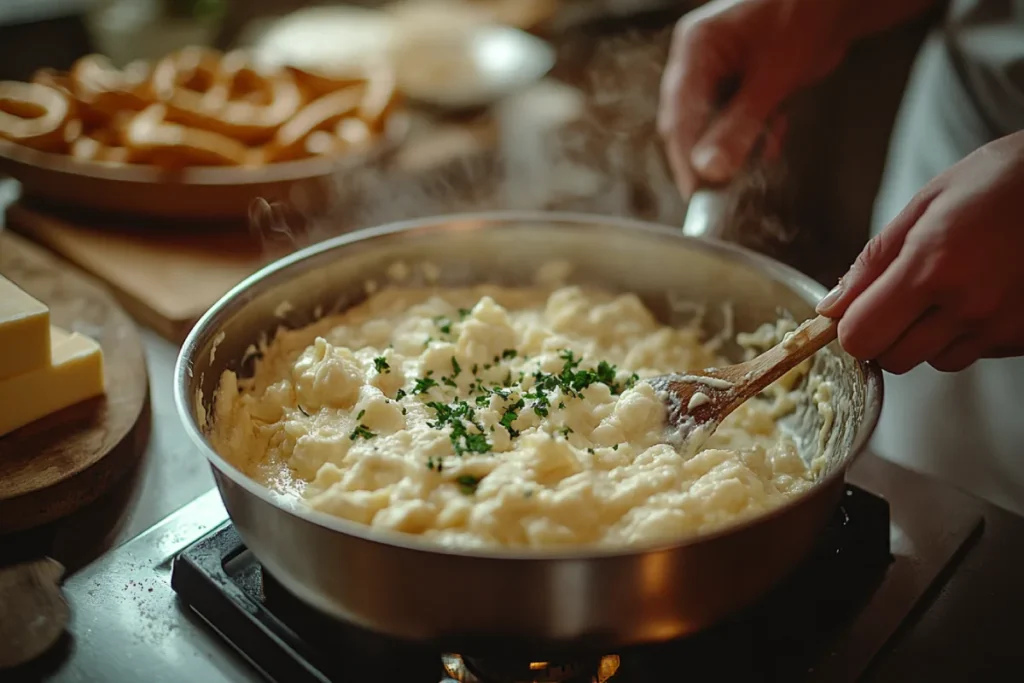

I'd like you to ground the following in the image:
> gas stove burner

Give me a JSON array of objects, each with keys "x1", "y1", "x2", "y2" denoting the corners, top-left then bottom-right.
[
  {"x1": 442, "y1": 654, "x2": 620, "y2": 683},
  {"x1": 169, "y1": 483, "x2": 985, "y2": 683}
]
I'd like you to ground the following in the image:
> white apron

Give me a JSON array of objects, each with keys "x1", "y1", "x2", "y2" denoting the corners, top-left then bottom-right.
[{"x1": 868, "y1": 0, "x2": 1024, "y2": 515}]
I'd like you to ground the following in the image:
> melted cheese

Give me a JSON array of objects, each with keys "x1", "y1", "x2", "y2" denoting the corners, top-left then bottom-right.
[{"x1": 211, "y1": 284, "x2": 826, "y2": 549}]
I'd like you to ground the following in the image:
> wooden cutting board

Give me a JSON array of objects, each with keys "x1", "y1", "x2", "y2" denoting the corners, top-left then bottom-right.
[
  {"x1": 4, "y1": 118, "x2": 498, "y2": 343},
  {"x1": 5, "y1": 203, "x2": 267, "y2": 344},
  {"x1": 0, "y1": 232, "x2": 149, "y2": 535}
]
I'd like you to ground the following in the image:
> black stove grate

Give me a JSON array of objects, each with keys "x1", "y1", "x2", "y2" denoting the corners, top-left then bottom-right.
[
  {"x1": 170, "y1": 485, "x2": 892, "y2": 683},
  {"x1": 170, "y1": 522, "x2": 442, "y2": 682}
]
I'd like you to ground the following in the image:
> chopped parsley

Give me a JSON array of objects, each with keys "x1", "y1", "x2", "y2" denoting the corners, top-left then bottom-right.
[
  {"x1": 499, "y1": 402, "x2": 523, "y2": 437},
  {"x1": 460, "y1": 433, "x2": 491, "y2": 454},
  {"x1": 398, "y1": 347, "x2": 639, "y2": 456},
  {"x1": 350, "y1": 424, "x2": 375, "y2": 440},
  {"x1": 527, "y1": 391, "x2": 550, "y2": 417},
  {"x1": 412, "y1": 376, "x2": 438, "y2": 395},
  {"x1": 528, "y1": 350, "x2": 638, "y2": 398},
  {"x1": 456, "y1": 474, "x2": 480, "y2": 495},
  {"x1": 596, "y1": 360, "x2": 617, "y2": 386},
  {"x1": 426, "y1": 400, "x2": 492, "y2": 456},
  {"x1": 434, "y1": 316, "x2": 453, "y2": 335},
  {"x1": 458, "y1": 307, "x2": 472, "y2": 320},
  {"x1": 373, "y1": 356, "x2": 391, "y2": 374}
]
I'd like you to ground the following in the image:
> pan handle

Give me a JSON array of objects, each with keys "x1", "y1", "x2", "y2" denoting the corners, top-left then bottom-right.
[{"x1": 681, "y1": 185, "x2": 730, "y2": 240}]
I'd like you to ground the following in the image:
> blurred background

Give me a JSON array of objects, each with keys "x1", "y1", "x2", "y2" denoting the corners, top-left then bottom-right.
[{"x1": 0, "y1": 0, "x2": 940, "y2": 287}]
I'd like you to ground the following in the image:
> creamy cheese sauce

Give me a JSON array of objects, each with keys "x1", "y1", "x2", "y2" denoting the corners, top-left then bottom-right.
[
  {"x1": 210, "y1": 284, "x2": 829, "y2": 549},
  {"x1": 687, "y1": 391, "x2": 712, "y2": 410}
]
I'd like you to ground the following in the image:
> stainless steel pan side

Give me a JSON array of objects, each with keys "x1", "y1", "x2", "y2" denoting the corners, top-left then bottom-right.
[
  {"x1": 174, "y1": 211, "x2": 883, "y2": 652},
  {"x1": 681, "y1": 187, "x2": 730, "y2": 240}
]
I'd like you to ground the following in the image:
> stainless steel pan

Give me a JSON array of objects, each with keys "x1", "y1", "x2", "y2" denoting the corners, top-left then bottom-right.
[{"x1": 174, "y1": 206, "x2": 882, "y2": 654}]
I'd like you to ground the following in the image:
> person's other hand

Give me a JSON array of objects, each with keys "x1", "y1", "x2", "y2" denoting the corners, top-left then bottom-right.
[
  {"x1": 657, "y1": 0, "x2": 852, "y2": 197},
  {"x1": 817, "y1": 131, "x2": 1024, "y2": 374}
]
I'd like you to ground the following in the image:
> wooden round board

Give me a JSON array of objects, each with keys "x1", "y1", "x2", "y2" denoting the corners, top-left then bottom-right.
[{"x1": 0, "y1": 232, "x2": 149, "y2": 534}]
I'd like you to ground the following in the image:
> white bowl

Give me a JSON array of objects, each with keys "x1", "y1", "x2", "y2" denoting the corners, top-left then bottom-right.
[{"x1": 389, "y1": 23, "x2": 556, "y2": 109}]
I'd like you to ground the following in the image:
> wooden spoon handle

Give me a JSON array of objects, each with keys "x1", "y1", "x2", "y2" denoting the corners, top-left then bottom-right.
[
  {"x1": 738, "y1": 315, "x2": 839, "y2": 396},
  {"x1": 780, "y1": 314, "x2": 839, "y2": 356}
]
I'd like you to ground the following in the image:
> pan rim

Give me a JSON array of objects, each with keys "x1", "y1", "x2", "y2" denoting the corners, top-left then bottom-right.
[{"x1": 174, "y1": 209, "x2": 884, "y2": 562}]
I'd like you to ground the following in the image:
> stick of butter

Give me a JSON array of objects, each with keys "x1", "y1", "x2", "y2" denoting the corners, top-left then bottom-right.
[
  {"x1": 0, "y1": 326, "x2": 105, "y2": 438},
  {"x1": 0, "y1": 275, "x2": 50, "y2": 380}
]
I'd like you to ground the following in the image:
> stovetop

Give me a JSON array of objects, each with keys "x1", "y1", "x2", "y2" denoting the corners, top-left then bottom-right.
[
  {"x1": 27, "y1": 459, "x2": 986, "y2": 683},
  {"x1": 169, "y1": 486, "x2": 894, "y2": 683}
]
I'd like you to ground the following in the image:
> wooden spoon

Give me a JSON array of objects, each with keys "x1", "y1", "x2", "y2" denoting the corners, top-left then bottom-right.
[{"x1": 647, "y1": 315, "x2": 838, "y2": 447}]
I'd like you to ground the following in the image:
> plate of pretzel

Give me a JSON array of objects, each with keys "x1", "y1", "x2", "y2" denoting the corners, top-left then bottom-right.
[{"x1": 0, "y1": 47, "x2": 410, "y2": 219}]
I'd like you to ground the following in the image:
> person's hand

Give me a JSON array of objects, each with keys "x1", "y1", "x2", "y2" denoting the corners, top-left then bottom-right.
[
  {"x1": 816, "y1": 131, "x2": 1024, "y2": 374},
  {"x1": 657, "y1": 0, "x2": 852, "y2": 197}
]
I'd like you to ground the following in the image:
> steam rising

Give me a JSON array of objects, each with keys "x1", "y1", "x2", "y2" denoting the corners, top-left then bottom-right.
[
  {"x1": 249, "y1": 198, "x2": 299, "y2": 255},
  {"x1": 247, "y1": 27, "x2": 795, "y2": 261}
]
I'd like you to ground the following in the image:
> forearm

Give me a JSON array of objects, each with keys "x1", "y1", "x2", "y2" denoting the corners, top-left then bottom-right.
[{"x1": 838, "y1": 0, "x2": 942, "y2": 44}]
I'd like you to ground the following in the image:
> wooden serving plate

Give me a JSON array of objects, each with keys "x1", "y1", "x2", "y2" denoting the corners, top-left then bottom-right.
[
  {"x1": 0, "y1": 113, "x2": 410, "y2": 220},
  {"x1": 0, "y1": 232, "x2": 149, "y2": 534}
]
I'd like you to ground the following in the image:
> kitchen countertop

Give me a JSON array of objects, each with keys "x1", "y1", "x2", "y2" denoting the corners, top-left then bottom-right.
[
  {"x1": 2, "y1": 270, "x2": 1023, "y2": 682},
  {"x1": 2, "y1": 5, "x2": 1023, "y2": 678},
  {"x1": 2, "y1": 188, "x2": 1024, "y2": 679}
]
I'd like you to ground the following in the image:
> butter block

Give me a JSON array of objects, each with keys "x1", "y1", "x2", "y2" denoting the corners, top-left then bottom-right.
[
  {"x1": 0, "y1": 275, "x2": 50, "y2": 380},
  {"x1": 0, "y1": 326, "x2": 105, "y2": 438}
]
